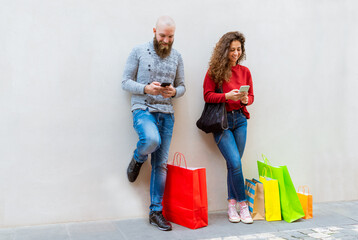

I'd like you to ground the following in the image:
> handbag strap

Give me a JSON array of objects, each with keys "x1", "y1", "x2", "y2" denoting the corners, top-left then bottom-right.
[
  {"x1": 171, "y1": 152, "x2": 187, "y2": 168},
  {"x1": 216, "y1": 86, "x2": 229, "y2": 130},
  {"x1": 215, "y1": 85, "x2": 223, "y2": 93}
]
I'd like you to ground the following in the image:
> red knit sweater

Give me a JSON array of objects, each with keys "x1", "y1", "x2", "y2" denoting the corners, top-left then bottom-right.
[{"x1": 203, "y1": 65, "x2": 254, "y2": 119}]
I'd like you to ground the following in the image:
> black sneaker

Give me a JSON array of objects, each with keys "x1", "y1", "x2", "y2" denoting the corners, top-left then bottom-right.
[
  {"x1": 149, "y1": 211, "x2": 172, "y2": 231},
  {"x1": 127, "y1": 157, "x2": 143, "y2": 182}
]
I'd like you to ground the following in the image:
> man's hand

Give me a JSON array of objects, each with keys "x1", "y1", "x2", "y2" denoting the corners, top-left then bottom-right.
[
  {"x1": 160, "y1": 84, "x2": 176, "y2": 98},
  {"x1": 225, "y1": 89, "x2": 247, "y2": 101},
  {"x1": 144, "y1": 82, "x2": 162, "y2": 95}
]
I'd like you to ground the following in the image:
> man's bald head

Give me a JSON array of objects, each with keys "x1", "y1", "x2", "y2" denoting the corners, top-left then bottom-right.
[{"x1": 155, "y1": 16, "x2": 176, "y2": 29}]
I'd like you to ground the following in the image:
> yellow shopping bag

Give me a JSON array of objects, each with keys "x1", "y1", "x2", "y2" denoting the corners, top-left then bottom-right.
[
  {"x1": 297, "y1": 186, "x2": 313, "y2": 219},
  {"x1": 259, "y1": 168, "x2": 281, "y2": 221}
]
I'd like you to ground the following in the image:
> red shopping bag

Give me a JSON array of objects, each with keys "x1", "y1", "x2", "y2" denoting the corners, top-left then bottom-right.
[{"x1": 162, "y1": 152, "x2": 208, "y2": 229}]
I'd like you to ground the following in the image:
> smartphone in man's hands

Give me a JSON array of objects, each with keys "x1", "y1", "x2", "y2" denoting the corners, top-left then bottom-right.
[{"x1": 161, "y1": 82, "x2": 171, "y2": 87}]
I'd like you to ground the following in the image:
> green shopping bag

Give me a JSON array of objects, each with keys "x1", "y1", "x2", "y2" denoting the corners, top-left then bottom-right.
[{"x1": 257, "y1": 154, "x2": 304, "y2": 223}]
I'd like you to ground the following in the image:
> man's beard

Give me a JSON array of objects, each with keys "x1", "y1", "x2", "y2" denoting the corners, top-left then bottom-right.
[{"x1": 153, "y1": 36, "x2": 173, "y2": 58}]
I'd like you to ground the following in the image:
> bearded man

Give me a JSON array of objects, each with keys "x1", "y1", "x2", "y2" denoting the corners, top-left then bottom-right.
[{"x1": 122, "y1": 16, "x2": 185, "y2": 231}]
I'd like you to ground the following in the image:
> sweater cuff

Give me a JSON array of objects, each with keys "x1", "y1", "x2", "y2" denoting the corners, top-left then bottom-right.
[{"x1": 143, "y1": 84, "x2": 148, "y2": 94}]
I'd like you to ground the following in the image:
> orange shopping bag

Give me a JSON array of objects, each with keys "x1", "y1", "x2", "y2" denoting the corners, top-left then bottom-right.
[
  {"x1": 162, "y1": 152, "x2": 208, "y2": 229},
  {"x1": 297, "y1": 186, "x2": 313, "y2": 219}
]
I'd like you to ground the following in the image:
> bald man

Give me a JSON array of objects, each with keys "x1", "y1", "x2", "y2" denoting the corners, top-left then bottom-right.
[{"x1": 122, "y1": 16, "x2": 185, "y2": 231}]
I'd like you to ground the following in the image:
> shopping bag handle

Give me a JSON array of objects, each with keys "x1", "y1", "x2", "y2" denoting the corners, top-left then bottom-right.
[
  {"x1": 261, "y1": 154, "x2": 272, "y2": 165},
  {"x1": 298, "y1": 185, "x2": 310, "y2": 194},
  {"x1": 260, "y1": 166, "x2": 273, "y2": 177},
  {"x1": 171, "y1": 152, "x2": 187, "y2": 168}
]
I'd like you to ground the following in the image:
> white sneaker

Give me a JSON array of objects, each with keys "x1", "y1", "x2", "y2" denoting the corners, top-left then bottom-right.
[
  {"x1": 228, "y1": 203, "x2": 240, "y2": 223},
  {"x1": 239, "y1": 201, "x2": 253, "y2": 224}
]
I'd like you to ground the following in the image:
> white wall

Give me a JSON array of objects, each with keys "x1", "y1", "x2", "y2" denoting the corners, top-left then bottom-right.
[{"x1": 0, "y1": 0, "x2": 357, "y2": 227}]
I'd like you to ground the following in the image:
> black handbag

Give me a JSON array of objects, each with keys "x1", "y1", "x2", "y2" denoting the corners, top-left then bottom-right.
[{"x1": 196, "y1": 88, "x2": 228, "y2": 133}]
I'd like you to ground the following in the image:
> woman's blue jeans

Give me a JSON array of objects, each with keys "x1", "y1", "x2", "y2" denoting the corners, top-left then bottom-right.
[
  {"x1": 213, "y1": 109, "x2": 247, "y2": 202},
  {"x1": 132, "y1": 109, "x2": 174, "y2": 213}
]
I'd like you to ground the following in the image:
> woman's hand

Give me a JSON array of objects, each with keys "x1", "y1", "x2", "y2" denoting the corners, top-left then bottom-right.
[
  {"x1": 225, "y1": 89, "x2": 246, "y2": 101},
  {"x1": 240, "y1": 95, "x2": 249, "y2": 104}
]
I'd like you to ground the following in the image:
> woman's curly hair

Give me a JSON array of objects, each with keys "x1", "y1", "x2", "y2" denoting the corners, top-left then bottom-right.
[{"x1": 209, "y1": 31, "x2": 246, "y2": 86}]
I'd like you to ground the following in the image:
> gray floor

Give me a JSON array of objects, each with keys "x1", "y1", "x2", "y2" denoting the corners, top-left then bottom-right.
[{"x1": 1, "y1": 201, "x2": 358, "y2": 240}]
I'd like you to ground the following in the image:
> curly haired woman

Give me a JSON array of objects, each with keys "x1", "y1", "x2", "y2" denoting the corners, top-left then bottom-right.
[{"x1": 202, "y1": 31, "x2": 254, "y2": 223}]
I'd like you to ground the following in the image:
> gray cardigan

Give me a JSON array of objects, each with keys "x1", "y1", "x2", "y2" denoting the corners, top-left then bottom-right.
[{"x1": 122, "y1": 40, "x2": 185, "y2": 113}]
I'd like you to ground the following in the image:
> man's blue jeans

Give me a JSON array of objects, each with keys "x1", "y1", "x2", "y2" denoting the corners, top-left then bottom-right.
[
  {"x1": 132, "y1": 109, "x2": 174, "y2": 213},
  {"x1": 213, "y1": 109, "x2": 247, "y2": 202}
]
